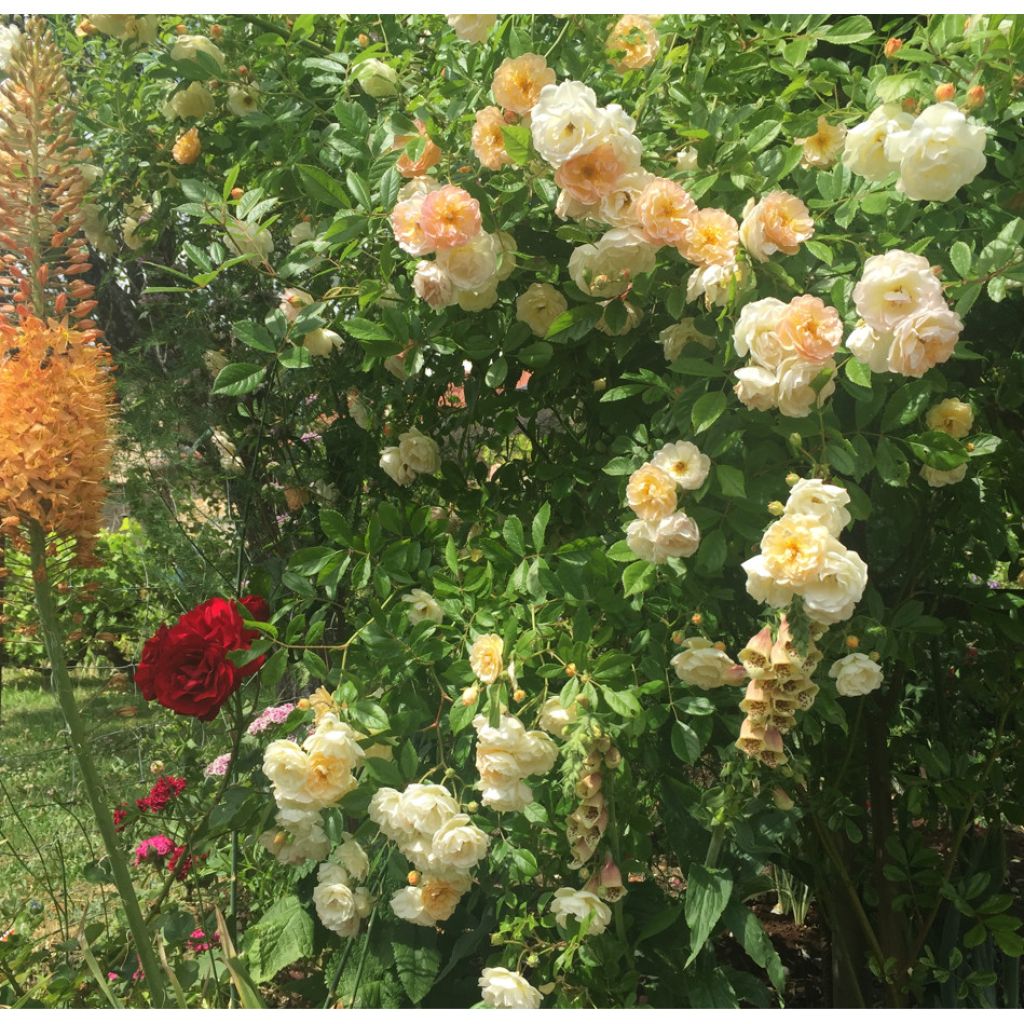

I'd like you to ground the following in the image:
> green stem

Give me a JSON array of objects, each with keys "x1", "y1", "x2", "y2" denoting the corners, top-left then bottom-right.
[
  {"x1": 28, "y1": 523, "x2": 166, "y2": 1008},
  {"x1": 704, "y1": 823, "x2": 727, "y2": 868}
]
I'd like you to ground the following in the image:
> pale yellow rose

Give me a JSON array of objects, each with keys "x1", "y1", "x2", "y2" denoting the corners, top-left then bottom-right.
[
  {"x1": 926, "y1": 398, "x2": 973, "y2": 439},
  {"x1": 626, "y1": 463, "x2": 677, "y2": 522},
  {"x1": 470, "y1": 633, "x2": 504, "y2": 684}
]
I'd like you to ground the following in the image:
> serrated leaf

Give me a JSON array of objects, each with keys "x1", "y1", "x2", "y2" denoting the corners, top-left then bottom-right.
[
  {"x1": 622, "y1": 559, "x2": 655, "y2": 596},
  {"x1": 392, "y1": 926, "x2": 441, "y2": 1004},
  {"x1": 691, "y1": 392, "x2": 727, "y2": 434},
  {"x1": 212, "y1": 362, "x2": 266, "y2": 397},
  {"x1": 296, "y1": 164, "x2": 350, "y2": 209},
  {"x1": 502, "y1": 515, "x2": 526, "y2": 557},
  {"x1": 245, "y1": 896, "x2": 313, "y2": 984},
  {"x1": 685, "y1": 865, "x2": 734, "y2": 966},
  {"x1": 531, "y1": 502, "x2": 551, "y2": 552},
  {"x1": 950, "y1": 240, "x2": 972, "y2": 278}
]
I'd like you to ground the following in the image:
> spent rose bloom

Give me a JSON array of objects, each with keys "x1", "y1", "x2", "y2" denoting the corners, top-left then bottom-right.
[
  {"x1": 921, "y1": 463, "x2": 968, "y2": 488},
  {"x1": 651, "y1": 441, "x2": 710, "y2": 490},
  {"x1": 394, "y1": 120, "x2": 442, "y2": 178},
  {"x1": 798, "y1": 115, "x2": 847, "y2": 169},
  {"x1": 843, "y1": 103, "x2": 915, "y2": 181},
  {"x1": 413, "y1": 261, "x2": 455, "y2": 308},
  {"x1": 626, "y1": 463, "x2": 677, "y2": 522},
  {"x1": 829, "y1": 653, "x2": 883, "y2": 697},
  {"x1": 784, "y1": 478, "x2": 852, "y2": 537},
  {"x1": 635, "y1": 177, "x2": 698, "y2": 249},
  {"x1": 447, "y1": 14, "x2": 496, "y2": 43},
  {"x1": 555, "y1": 143, "x2": 625, "y2": 205},
  {"x1": 469, "y1": 633, "x2": 504, "y2": 684},
  {"x1": 516, "y1": 283, "x2": 567, "y2": 337},
  {"x1": 379, "y1": 446, "x2": 416, "y2": 487},
  {"x1": 436, "y1": 231, "x2": 499, "y2": 291},
  {"x1": 471, "y1": 106, "x2": 511, "y2": 171},
  {"x1": 353, "y1": 58, "x2": 398, "y2": 98},
  {"x1": 733, "y1": 365, "x2": 779, "y2": 412},
  {"x1": 419, "y1": 186, "x2": 482, "y2": 251},
  {"x1": 551, "y1": 887, "x2": 612, "y2": 935},
  {"x1": 775, "y1": 295, "x2": 843, "y2": 365},
  {"x1": 659, "y1": 319, "x2": 714, "y2": 362},
  {"x1": 884, "y1": 102, "x2": 987, "y2": 202},
  {"x1": 678, "y1": 208, "x2": 739, "y2": 267},
  {"x1": 568, "y1": 227, "x2": 657, "y2": 298},
  {"x1": 479, "y1": 967, "x2": 542, "y2": 1009},
  {"x1": 740, "y1": 191, "x2": 814, "y2": 262},
  {"x1": 607, "y1": 15, "x2": 660, "y2": 72},
  {"x1": 402, "y1": 588, "x2": 443, "y2": 626},
  {"x1": 492, "y1": 52, "x2": 555, "y2": 114},
  {"x1": 163, "y1": 81, "x2": 214, "y2": 120},
  {"x1": 398, "y1": 427, "x2": 441, "y2": 474},
  {"x1": 776, "y1": 355, "x2": 837, "y2": 418},
  {"x1": 538, "y1": 696, "x2": 577, "y2": 737},
  {"x1": 887, "y1": 305, "x2": 963, "y2": 378},
  {"x1": 279, "y1": 287, "x2": 313, "y2": 323},
  {"x1": 671, "y1": 637, "x2": 745, "y2": 689},
  {"x1": 852, "y1": 250, "x2": 945, "y2": 334},
  {"x1": 926, "y1": 398, "x2": 973, "y2": 439},
  {"x1": 302, "y1": 328, "x2": 342, "y2": 358},
  {"x1": 530, "y1": 80, "x2": 606, "y2": 168}
]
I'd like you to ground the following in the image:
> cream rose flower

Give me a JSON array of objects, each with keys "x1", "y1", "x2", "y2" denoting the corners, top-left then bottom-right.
[
  {"x1": 599, "y1": 169, "x2": 655, "y2": 227},
  {"x1": 776, "y1": 355, "x2": 836, "y2": 418},
  {"x1": 550, "y1": 887, "x2": 612, "y2": 935},
  {"x1": 469, "y1": 633, "x2": 504, "y2": 684},
  {"x1": 353, "y1": 58, "x2": 399, "y2": 98},
  {"x1": 396, "y1": 783, "x2": 460, "y2": 839},
  {"x1": 529, "y1": 80, "x2": 607, "y2": 168},
  {"x1": 446, "y1": 14, "x2": 497, "y2": 43},
  {"x1": 402, "y1": 588, "x2": 443, "y2": 626},
  {"x1": 624, "y1": 518, "x2": 658, "y2": 562},
  {"x1": 428, "y1": 814, "x2": 489, "y2": 873},
  {"x1": 435, "y1": 231, "x2": 499, "y2": 291},
  {"x1": 921, "y1": 463, "x2": 968, "y2": 488},
  {"x1": 456, "y1": 283, "x2": 499, "y2": 312},
  {"x1": 379, "y1": 446, "x2": 416, "y2": 487},
  {"x1": 390, "y1": 885, "x2": 434, "y2": 926},
  {"x1": 852, "y1": 250, "x2": 945, "y2": 334},
  {"x1": 263, "y1": 741, "x2": 312, "y2": 805},
  {"x1": 885, "y1": 102, "x2": 987, "y2": 202},
  {"x1": 676, "y1": 146, "x2": 699, "y2": 171},
  {"x1": 333, "y1": 834, "x2": 370, "y2": 881},
  {"x1": 651, "y1": 441, "x2": 710, "y2": 491},
  {"x1": 368, "y1": 787, "x2": 406, "y2": 840},
  {"x1": 733, "y1": 297, "x2": 789, "y2": 370},
  {"x1": 471, "y1": 105, "x2": 511, "y2": 171},
  {"x1": 926, "y1": 398, "x2": 973, "y2": 439},
  {"x1": 607, "y1": 15, "x2": 659, "y2": 72},
  {"x1": 647, "y1": 512, "x2": 701, "y2": 562},
  {"x1": 687, "y1": 260, "x2": 751, "y2": 308},
  {"x1": 741, "y1": 554, "x2": 797, "y2": 609},
  {"x1": 313, "y1": 862, "x2": 363, "y2": 937},
  {"x1": 516, "y1": 283, "x2": 567, "y2": 337},
  {"x1": 659, "y1": 319, "x2": 715, "y2": 363},
  {"x1": 798, "y1": 116, "x2": 847, "y2": 169},
  {"x1": 163, "y1": 81, "x2": 214, "y2": 121},
  {"x1": 626, "y1": 463, "x2": 677, "y2": 522},
  {"x1": 491, "y1": 52, "x2": 555, "y2": 115},
  {"x1": 398, "y1": 427, "x2": 440, "y2": 474},
  {"x1": 776, "y1": 295, "x2": 843, "y2": 365},
  {"x1": 538, "y1": 696, "x2": 577, "y2": 737},
  {"x1": 800, "y1": 544, "x2": 869, "y2": 624},
  {"x1": 479, "y1": 967, "x2": 543, "y2": 1009},
  {"x1": 259, "y1": 809, "x2": 330, "y2": 865},
  {"x1": 846, "y1": 323, "x2": 891, "y2": 373},
  {"x1": 420, "y1": 874, "x2": 472, "y2": 921},
  {"x1": 829, "y1": 653, "x2": 883, "y2": 697},
  {"x1": 227, "y1": 84, "x2": 260, "y2": 118},
  {"x1": 739, "y1": 191, "x2": 814, "y2": 262},
  {"x1": 760, "y1": 513, "x2": 832, "y2": 586},
  {"x1": 480, "y1": 780, "x2": 535, "y2": 812},
  {"x1": 171, "y1": 34, "x2": 225, "y2": 70},
  {"x1": 671, "y1": 637, "x2": 745, "y2": 689},
  {"x1": 303, "y1": 328, "x2": 342, "y2": 358},
  {"x1": 568, "y1": 227, "x2": 657, "y2": 298},
  {"x1": 413, "y1": 261, "x2": 455, "y2": 309},
  {"x1": 887, "y1": 305, "x2": 962, "y2": 378},
  {"x1": 733, "y1": 366, "x2": 780, "y2": 412},
  {"x1": 842, "y1": 103, "x2": 915, "y2": 181},
  {"x1": 784, "y1": 478, "x2": 852, "y2": 537},
  {"x1": 280, "y1": 287, "x2": 313, "y2": 323}
]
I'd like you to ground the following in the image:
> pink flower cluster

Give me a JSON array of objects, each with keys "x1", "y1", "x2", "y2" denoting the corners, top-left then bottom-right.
[
  {"x1": 136, "y1": 775, "x2": 186, "y2": 813},
  {"x1": 247, "y1": 702, "x2": 295, "y2": 735},
  {"x1": 204, "y1": 752, "x2": 233, "y2": 777},
  {"x1": 133, "y1": 834, "x2": 174, "y2": 866}
]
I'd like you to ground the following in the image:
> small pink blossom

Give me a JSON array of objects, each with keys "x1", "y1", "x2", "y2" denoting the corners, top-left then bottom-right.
[
  {"x1": 247, "y1": 703, "x2": 295, "y2": 736},
  {"x1": 204, "y1": 752, "x2": 233, "y2": 778},
  {"x1": 133, "y1": 834, "x2": 174, "y2": 866}
]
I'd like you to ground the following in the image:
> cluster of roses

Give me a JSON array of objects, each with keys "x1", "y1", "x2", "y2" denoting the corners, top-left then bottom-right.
[
  {"x1": 135, "y1": 594, "x2": 269, "y2": 721},
  {"x1": 369, "y1": 782, "x2": 490, "y2": 927},
  {"x1": 848, "y1": 249, "x2": 964, "y2": 381},
  {"x1": 473, "y1": 712, "x2": 559, "y2": 812},
  {"x1": 260, "y1": 711, "x2": 366, "y2": 865},
  {"x1": 844, "y1": 100, "x2": 986, "y2": 203},
  {"x1": 624, "y1": 441, "x2": 709, "y2": 564},
  {"x1": 743, "y1": 477, "x2": 867, "y2": 626},
  {"x1": 731, "y1": 293, "x2": 843, "y2": 418},
  {"x1": 734, "y1": 615, "x2": 822, "y2": 768},
  {"x1": 920, "y1": 397, "x2": 975, "y2": 488},
  {"x1": 379, "y1": 425, "x2": 441, "y2": 488},
  {"x1": 311, "y1": 835, "x2": 374, "y2": 939}
]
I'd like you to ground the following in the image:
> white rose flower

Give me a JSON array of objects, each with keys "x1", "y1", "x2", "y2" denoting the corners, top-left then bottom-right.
[
  {"x1": 333, "y1": 834, "x2": 370, "y2": 881},
  {"x1": 304, "y1": 714, "x2": 365, "y2": 769},
  {"x1": 776, "y1": 356, "x2": 836, "y2": 418},
  {"x1": 401, "y1": 588, "x2": 443, "y2": 626},
  {"x1": 568, "y1": 227, "x2": 657, "y2": 298},
  {"x1": 784, "y1": 478, "x2": 852, "y2": 537},
  {"x1": 516, "y1": 730, "x2": 559, "y2": 778},
  {"x1": 800, "y1": 544, "x2": 869, "y2": 625},
  {"x1": 599, "y1": 169, "x2": 655, "y2": 227},
  {"x1": 480, "y1": 780, "x2": 535, "y2": 812},
  {"x1": 675, "y1": 146, "x2": 699, "y2": 171},
  {"x1": 555, "y1": 188, "x2": 601, "y2": 222},
  {"x1": 733, "y1": 366, "x2": 780, "y2": 412},
  {"x1": 659, "y1": 319, "x2": 715, "y2": 362},
  {"x1": 368, "y1": 787, "x2": 406, "y2": 840},
  {"x1": 852, "y1": 250, "x2": 945, "y2": 334},
  {"x1": 921, "y1": 463, "x2": 968, "y2": 488},
  {"x1": 456, "y1": 283, "x2": 499, "y2": 312},
  {"x1": 436, "y1": 231, "x2": 499, "y2": 291},
  {"x1": 625, "y1": 517, "x2": 657, "y2": 563},
  {"x1": 396, "y1": 783, "x2": 460, "y2": 838},
  {"x1": 885, "y1": 102, "x2": 987, "y2": 202},
  {"x1": 887, "y1": 305, "x2": 962, "y2": 378},
  {"x1": 829, "y1": 653, "x2": 883, "y2": 697},
  {"x1": 413, "y1": 261, "x2": 455, "y2": 309},
  {"x1": 446, "y1": 14, "x2": 497, "y2": 43},
  {"x1": 550, "y1": 887, "x2": 612, "y2": 936},
  {"x1": 429, "y1": 814, "x2": 490, "y2": 873},
  {"x1": 741, "y1": 553, "x2": 798, "y2": 609},
  {"x1": 227, "y1": 84, "x2": 260, "y2": 118},
  {"x1": 479, "y1": 967, "x2": 543, "y2": 1009},
  {"x1": 530, "y1": 80, "x2": 607, "y2": 168},
  {"x1": 846, "y1": 323, "x2": 892, "y2": 373},
  {"x1": 303, "y1": 328, "x2": 342, "y2": 358},
  {"x1": 259, "y1": 809, "x2": 330, "y2": 865},
  {"x1": 687, "y1": 261, "x2": 751, "y2": 308},
  {"x1": 652, "y1": 441, "x2": 710, "y2": 491},
  {"x1": 648, "y1": 512, "x2": 701, "y2": 562},
  {"x1": 538, "y1": 696, "x2": 577, "y2": 737},
  {"x1": 671, "y1": 637, "x2": 745, "y2": 689},
  {"x1": 262, "y1": 741, "x2": 312, "y2": 804},
  {"x1": 398, "y1": 427, "x2": 440, "y2": 474},
  {"x1": 734, "y1": 297, "x2": 789, "y2": 370},
  {"x1": 842, "y1": 103, "x2": 915, "y2": 181},
  {"x1": 390, "y1": 885, "x2": 435, "y2": 926},
  {"x1": 516, "y1": 283, "x2": 568, "y2": 337},
  {"x1": 379, "y1": 446, "x2": 416, "y2": 487},
  {"x1": 170, "y1": 34, "x2": 225, "y2": 70},
  {"x1": 353, "y1": 58, "x2": 399, "y2": 98},
  {"x1": 279, "y1": 287, "x2": 313, "y2": 323},
  {"x1": 313, "y1": 863, "x2": 363, "y2": 937},
  {"x1": 163, "y1": 81, "x2": 214, "y2": 120}
]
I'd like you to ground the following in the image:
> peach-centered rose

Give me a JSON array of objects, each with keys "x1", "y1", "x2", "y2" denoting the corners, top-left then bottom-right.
[
  {"x1": 554, "y1": 143, "x2": 624, "y2": 206},
  {"x1": 492, "y1": 52, "x2": 555, "y2": 115},
  {"x1": 678, "y1": 208, "x2": 739, "y2": 267},
  {"x1": 626, "y1": 463, "x2": 677, "y2": 522},
  {"x1": 419, "y1": 186, "x2": 482, "y2": 251},
  {"x1": 395, "y1": 119, "x2": 442, "y2": 178},
  {"x1": 741, "y1": 190, "x2": 815, "y2": 260},
  {"x1": 775, "y1": 295, "x2": 843, "y2": 364},
  {"x1": 607, "y1": 15, "x2": 660, "y2": 72},
  {"x1": 469, "y1": 634, "x2": 504, "y2": 684},
  {"x1": 760, "y1": 513, "x2": 831, "y2": 586},
  {"x1": 635, "y1": 177, "x2": 698, "y2": 249},
  {"x1": 798, "y1": 116, "x2": 847, "y2": 169},
  {"x1": 420, "y1": 876, "x2": 468, "y2": 921},
  {"x1": 390, "y1": 196, "x2": 432, "y2": 255},
  {"x1": 472, "y1": 106, "x2": 511, "y2": 171}
]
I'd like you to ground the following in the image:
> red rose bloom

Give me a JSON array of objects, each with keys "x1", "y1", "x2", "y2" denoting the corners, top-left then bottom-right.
[{"x1": 135, "y1": 595, "x2": 269, "y2": 721}]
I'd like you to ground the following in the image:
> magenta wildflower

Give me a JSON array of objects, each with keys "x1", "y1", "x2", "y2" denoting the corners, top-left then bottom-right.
[{"x1": 133, "y1": 834, "x2": 174, "y2": 867}]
